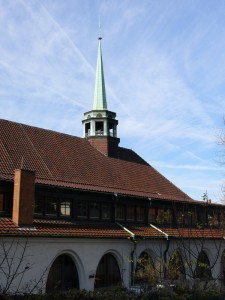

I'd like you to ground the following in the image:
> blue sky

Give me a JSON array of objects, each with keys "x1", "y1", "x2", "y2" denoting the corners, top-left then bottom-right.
[{"x1": 0, "y1": 0, "x2": 225, "y2": 202}]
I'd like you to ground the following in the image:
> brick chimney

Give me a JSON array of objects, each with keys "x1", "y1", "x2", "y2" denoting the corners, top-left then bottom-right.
[{"x1": 12, "y1": 169, "x2": 35, "y2": 227}]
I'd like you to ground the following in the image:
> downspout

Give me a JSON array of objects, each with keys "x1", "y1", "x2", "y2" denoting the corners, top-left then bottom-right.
[
  {"x1": 116, "y1": 222, "x2": 137, "y2": 286},
  {"x1": 150, "y1": 224, "x2": 171, "y2": 281}
]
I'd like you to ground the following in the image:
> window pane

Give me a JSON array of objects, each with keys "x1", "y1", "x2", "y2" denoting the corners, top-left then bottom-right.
[
  {"x1": 60, "y1": 200, "x2": 71, "y2": 217},
  {"x1": 90, "y1": 202, "x2": 100, "y2": 219},
  {"x1": 127, "y1": 207, "x2": 135, "y2": 221},
  {"x1": 137, "y1": 207, "x2": 145, "y2": 222},
  {"x1": 102, "y1": 204, "x2": 111, "y2": 220},
  {"x1": 35, "y1": 196, "x2": 44, "y2": 214},
  {"x1": 46, "y1": 197, "x2": 58, "y2": 215},
  {"x1": 77, "y1": 201, "x2": 88, "y2": 219},
  {"x1": 149, "y1": 208, "x2": 156, "y2": 222},
  {"x1": 0, "y1": 193, "x2": 4, "y2": 212},
  {"x1": 116, "y1": 205, "x2": 125, "y2": 221}
]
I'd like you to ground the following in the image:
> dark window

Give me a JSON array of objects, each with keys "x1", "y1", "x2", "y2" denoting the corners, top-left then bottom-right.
[
  {"x1": 95, "y1": 122, "x2": 104, "y2": 135},
  {"x1": 195, "y1": 251, "x2": 211, "y2": 280},
  {"x1": 77, "y1": 201, "x2": 88, "y2": 219},
  {"x1": 35, "y1": 196, "x2": 44, "y2": 214},
  {"x1": 135, "y1": 251, "x2": 156, "y2": 286},
  {"x1": 221, "y1": 251, "x2": 225, "y2": 286},
  {"x1": 167, "y1": 251, "x2": 185, "y2": 280},
  {"x1": 149, "y1": 208, "x2": 157, "y2": 223},
  {"x1": 90, "y1": 202, "x2": 100, "y2": 219},
  {"x1": 116, "y1": 205, "x2": 125, "y2": 221},
  {"x1": 85, "y1": 123, "x2": 91, "y2": 137},
  {"x1": 46, "y1": 254, "x2": 79, "y2": 292},
  {"x1": 94, "y1": 254, "x2": 121, "y2": 289},
  {"x1": 0, "y1": 193, "x2": 4, "y2": 212},
  {"x1": 127, "y1": 207, "x2": 135, "y2": 221},
  {"x1": 102, "y1": 203, "x2": 111, "y2": 220},
  {"x1": 136, "y1": 207, "x2": 145, "y2": 222},
  {"x1": 46, "y1": 197, "x2": 58, "y2": 216},
  {"x1": 35, "y1": 196, "x2": 72, "y2": 218}
]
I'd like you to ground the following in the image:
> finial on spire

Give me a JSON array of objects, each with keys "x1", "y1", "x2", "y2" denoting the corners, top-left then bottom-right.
[{"x1": 98, "y1": 16, "x2": 102, "y2": 40}]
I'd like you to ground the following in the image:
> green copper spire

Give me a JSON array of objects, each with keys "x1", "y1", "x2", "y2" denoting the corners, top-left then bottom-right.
[{"x1": 93, "y1": 32, "x2": 107, "y2": 110}]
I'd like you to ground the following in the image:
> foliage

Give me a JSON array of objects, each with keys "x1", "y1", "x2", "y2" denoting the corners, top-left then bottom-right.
[{"x1": 2, "y1": 288, "x2": 225, "y2": 300}]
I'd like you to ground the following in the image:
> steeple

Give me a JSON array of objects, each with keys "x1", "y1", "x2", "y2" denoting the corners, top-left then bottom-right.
[
  {"x1": 82, "y1": 27, "x2": 120, "y2": 157},
  {"x1": 93, "y1": 36, "x2": 107, "y2": 110}
]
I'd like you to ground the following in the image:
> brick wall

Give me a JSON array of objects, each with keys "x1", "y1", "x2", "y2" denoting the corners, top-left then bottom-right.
[
  {"x1": 12, "y1": 169, "x2": 35, "y2": 227},
  {"x1": 88, "y1": 137, "x2": 120, "y2": 157}
]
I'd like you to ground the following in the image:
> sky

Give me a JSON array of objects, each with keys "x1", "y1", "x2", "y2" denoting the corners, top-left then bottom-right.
[{"x1": 0, "y1": 0, "x2": 225, "y2": 202}]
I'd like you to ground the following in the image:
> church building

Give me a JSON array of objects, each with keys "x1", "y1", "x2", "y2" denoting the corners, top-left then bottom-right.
[{"x1": 0, "y1": 33, "x2": 225, "y2": 293}]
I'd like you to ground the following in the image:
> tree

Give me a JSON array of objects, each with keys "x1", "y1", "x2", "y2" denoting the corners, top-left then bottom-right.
[{"x1": 0, "y1": 237, "x2": 46, "y2": 295}]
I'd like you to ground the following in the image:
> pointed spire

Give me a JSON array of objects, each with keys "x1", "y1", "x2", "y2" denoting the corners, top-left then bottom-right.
[{"x1": 93, "y1": 22, "x2": 107, "y2": 110}]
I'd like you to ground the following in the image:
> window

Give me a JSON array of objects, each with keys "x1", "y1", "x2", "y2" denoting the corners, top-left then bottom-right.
[
  {"x1": 46, "y1": 254, "x2": 79, "y2": 292},
  {"x1": 35, "y1": 196, "x2": 44, "y2": 214},
  {"x1": 60, "y1": 200, "x2": 71, "y2": 217},
  {"x1": 116, "y1": 205, "x2": 125, "y2": 221},
  {"x1": 127, "y1": 207, "x2": 135, "y2": 221},
  {"x1": 102, "y1": 203, "x2": 111, "y2": 220},
  {"x1": 149, "y1": 208, "x2": 157, "y2": 222},
  {"x1": 90, "y1": 202, "x2": 100, "y2": 219},
  {"x1": 85, "y1": 123, "x2": 90, "y2": 137},
  {"x1": 0, "y1": 193, "x2": 4, "y2": 212},
  {"x1": 167, "y1": 251, "x2": 185, "y2": 280},
  {"x1": 95, "y1": 121, "x2": 104, "y2": 135},
  {"x1": 35, "y1": 196, "x2": 72, "y2": 218},
  {"x1": 135, "y1": 251, "x2": 155, "y2": 286},
  {"x1": 77, "y1": 201, "x2": 88, "y2": 219},
  {"x1": 195, "y1": 251, "x2": 211, "y2": 280},
  {"x1": 46, "y1": 197, "x2": 58, "y2": 216},
  {"x1": 136, "y1": 207, "x2": 145, "y2": 222},
  {"x1": 94, "y1": 254, "x2": 121, "y2": 289}
]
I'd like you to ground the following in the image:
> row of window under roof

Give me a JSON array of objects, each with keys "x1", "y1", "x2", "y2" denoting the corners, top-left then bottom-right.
[
  {"x1": 34, "y1": 196, "x2": 224, "y2": 226},
  {"x1": 34, "y1": 196, "x2": 146, "y2": 222}
]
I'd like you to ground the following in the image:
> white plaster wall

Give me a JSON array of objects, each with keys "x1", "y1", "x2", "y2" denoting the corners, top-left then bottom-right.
[{"x1": 1, "y1": 236, "x2": 225, "y2": 293}]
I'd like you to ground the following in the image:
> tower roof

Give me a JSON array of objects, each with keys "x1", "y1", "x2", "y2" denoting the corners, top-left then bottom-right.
[{"x1": 93, "y1": 37, "x2": 107, "y2": 110}]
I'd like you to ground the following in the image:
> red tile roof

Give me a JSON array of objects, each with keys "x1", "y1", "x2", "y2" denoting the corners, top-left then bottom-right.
[
  {"x1": 0, "y1": 119, "x2": 193, "y2": 202},
  {"x1": 163, "y1": 227, "x2": 225, "y2": 239},
  {"x1": 0, "y1": 218, "x2": 163, "y2": 239},
  {"x1": 0, "y1": 218, "x2": 224, "y2": 240}
]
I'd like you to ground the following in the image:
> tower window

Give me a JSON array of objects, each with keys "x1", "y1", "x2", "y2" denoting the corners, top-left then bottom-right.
[
  {"x1": 109, "y1": 122, "x2": 115, "y2": 137},
  {"x1": 95, "y1": 122, "x2": 104, "y2": 135},
  {"x1": 85, "y1": 123, "x2": 90, "y2": 137}
]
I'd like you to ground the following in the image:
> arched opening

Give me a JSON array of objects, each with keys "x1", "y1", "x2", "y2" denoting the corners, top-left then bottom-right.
[
  {"x1": 195, "y1": 251, "x2": 211, "y2": 280},
  {"x1": 135, "y1": 251, "x2": 156, "y2": 288},
  {"x1": 94, "y1": 253, "x2": 121, "y2": 289},
  {"x1": 167, "y1": 250, "x2": 185, "y2": 281},
  {"x1": 46, "y1": 254, "x2": 79, "y2": 293},
  {"x1": 222, "y1": 251, "x2": 225, "y2": 286}
]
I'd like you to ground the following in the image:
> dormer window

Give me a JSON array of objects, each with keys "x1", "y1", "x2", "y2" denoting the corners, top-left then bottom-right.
[{"x1": 0, "y1": 193, "x2": 5, "y2": 213}]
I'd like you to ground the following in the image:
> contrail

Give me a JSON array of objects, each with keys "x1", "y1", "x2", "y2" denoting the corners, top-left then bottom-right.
[{"x1": 18, "y1": 0, "x2": 132, "y2": 116}]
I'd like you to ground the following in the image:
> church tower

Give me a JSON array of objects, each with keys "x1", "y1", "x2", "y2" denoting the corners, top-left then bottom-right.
[{"x1": 82, "y1": 30, "x2": 120, "y2": 157}]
